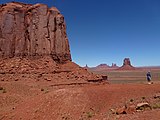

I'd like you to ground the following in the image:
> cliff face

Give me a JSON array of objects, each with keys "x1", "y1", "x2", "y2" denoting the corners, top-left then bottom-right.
[{"x1": 0, "y1": 2, "x2": 71, "y2": 63}]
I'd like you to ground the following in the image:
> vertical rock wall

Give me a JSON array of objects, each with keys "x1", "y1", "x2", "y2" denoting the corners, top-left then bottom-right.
[{"x1": 0, "y1": 2, "x2": 71, "y2": 63}]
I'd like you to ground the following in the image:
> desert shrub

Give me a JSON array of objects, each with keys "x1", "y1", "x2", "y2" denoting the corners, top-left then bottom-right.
[
  {"x1": 0, "y1": 87, "x2": 6, "y2": 93},
  {"x1": 45, "y1": 90, "x2": 49, "y2": 94},
  {"x1": 41, "y1": 88, "x2": 49, "y2": 93},
  {"x1": 86, "y1": 112, "x2": 94, "y2": 118},
  {"x1": 142, "y1": 96, "x2": 146, "y2": 100},
  {"x1": 152, "y1": 103, "x2": 160, "y2": 109},
  {"x1": 130, "y1": 99, "x2": 134, "y2": 102}
]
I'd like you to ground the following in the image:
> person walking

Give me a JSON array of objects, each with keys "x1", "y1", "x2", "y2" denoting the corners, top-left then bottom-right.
[{"x1": 146, "y1": 71, "x2": 152, "y2": 84}]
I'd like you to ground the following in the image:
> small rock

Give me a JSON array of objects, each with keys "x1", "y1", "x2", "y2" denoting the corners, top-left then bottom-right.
[
  {"x1": 136, "y1": 102, "x2": 151, "y2": 111},
  {"x1": 47, "y1": 79, "x2": 51, "y2": 81},
  {"x1": 137, "y1": 102, "x2": 149, "y2": 107},
  {"x1": 116, "y1": 106, "x2": 127, "y2": 115},
  {"x1": 126, "y1": 105, "x2": 136, "y2": 114},
  {"x1": 14, "y1": 79, "x2": 18, "y2": 81},
  {"x1": 110, "y1": 109, "x2": 116, "y2": 114}
]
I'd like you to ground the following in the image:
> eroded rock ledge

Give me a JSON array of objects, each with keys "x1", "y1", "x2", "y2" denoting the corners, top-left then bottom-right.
[{"x1": 0, "y1": 2, "x2": 71, "y2": 63}]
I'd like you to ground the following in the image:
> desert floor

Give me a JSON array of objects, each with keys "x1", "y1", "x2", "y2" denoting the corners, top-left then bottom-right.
[{"x1": 0, "y1": 69, "x2": 160, "y2": 120}]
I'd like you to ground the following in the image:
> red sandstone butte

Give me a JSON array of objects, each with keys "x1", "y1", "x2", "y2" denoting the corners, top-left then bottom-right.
[
  {"x1": 0, "y1": 2, "x2": 71, "y2": 63},
  {"x1": 119, "y1": 58, "x2": 135, "y2": 70},
  {"x1": 0, "y1": 2, "x2": 104, "y2": 83}
]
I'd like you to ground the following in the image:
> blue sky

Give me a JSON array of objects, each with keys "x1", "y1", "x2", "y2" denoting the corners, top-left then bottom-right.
[{"x1": 1, "y1": 0, "x2": 160, "y2": 67}]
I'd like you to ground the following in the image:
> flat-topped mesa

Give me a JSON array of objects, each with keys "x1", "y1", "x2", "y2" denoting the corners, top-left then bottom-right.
[{"x1": 0, "y1": 2, "x2": 71, "y2": 63}]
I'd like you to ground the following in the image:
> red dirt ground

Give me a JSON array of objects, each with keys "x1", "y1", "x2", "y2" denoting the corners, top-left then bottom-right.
[
  {"x1": 0, "y1": 81, "x2": 160, "y2": 120},
  {"x1": 0, "y1": 57, "x2": 160, "y2": 120}
]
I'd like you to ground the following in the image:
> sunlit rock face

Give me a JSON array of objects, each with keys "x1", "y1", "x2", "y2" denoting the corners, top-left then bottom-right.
[{"x1": 0, "y1": 2, "x2": 71, "y2": 63}]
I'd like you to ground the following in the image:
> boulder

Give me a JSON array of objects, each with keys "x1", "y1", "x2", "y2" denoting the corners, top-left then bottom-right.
[{"x1": 136, "y1": 102, "x2": 151, "y2": 111}]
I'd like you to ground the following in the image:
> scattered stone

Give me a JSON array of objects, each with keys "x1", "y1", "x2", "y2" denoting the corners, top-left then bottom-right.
[
  {"x1": 110, "y1": 109, "x2": 116, "y2": 114},
  {"x1": 116, "y1": 106, "x2": 127, "y2": 115},
  {"x1": 126, "y1": 105, "x2": 136, "y2": 114},
  {"x1": 136, "y1": 102, "x2": 151, "y2": 111}
]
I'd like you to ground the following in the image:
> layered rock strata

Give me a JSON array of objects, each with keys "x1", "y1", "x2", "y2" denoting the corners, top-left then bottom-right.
[{"x1": 0, "y1": 2, "x2": 71, "y2": 63}]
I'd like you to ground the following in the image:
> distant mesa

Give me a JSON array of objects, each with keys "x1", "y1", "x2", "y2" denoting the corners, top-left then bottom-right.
[
  {"x1": 119, "y1": 58, "x2": 135, "y2": 70},
  {"x1": 86, "y1": 63, "x2": 119, "y2": 71},
  {"x1": 85, "y1": 58, "x2": 136, "y2": 71},
  {"x1": 96, "y1": 63, "x2": 119, "y2": 69},
  {"x1": 96, "y1": 64, "x2": 110, "y2": 69}
]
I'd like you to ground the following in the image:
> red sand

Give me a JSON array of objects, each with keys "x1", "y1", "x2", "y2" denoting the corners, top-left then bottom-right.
[{"x1": 0, "y1": 80, "x2": 160, "y2": 120}]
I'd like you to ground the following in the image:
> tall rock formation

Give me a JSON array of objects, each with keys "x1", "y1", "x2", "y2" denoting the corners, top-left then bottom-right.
[
  {"x1": 119, "y1": 58, "x2": 135, "y2": 70},
  {"x1": 0, "y1": 2, "x2": 105, "y2": 84},
  {"x1": 0, "y1": 2, "x2": 71, "y2": 63}
]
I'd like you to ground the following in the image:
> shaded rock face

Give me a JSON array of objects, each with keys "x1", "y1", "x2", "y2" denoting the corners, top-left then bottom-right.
[{"x1": 0, "y1": 2, "x2": 71, "y2": 63}]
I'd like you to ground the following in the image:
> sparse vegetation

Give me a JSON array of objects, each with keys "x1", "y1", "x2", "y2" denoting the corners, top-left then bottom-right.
[
  {"x1": 142, "y1": 96, "x2": 146, "y2": 100},
  {"x1": 130, "y1": 98, "x2": 134, "y2": 102},
  {"x1": 40, "y1": 88, "x2": 49, "y2": 93},
  {"x1": 0, "y1": 87, "x2": 6, "y2": 93},
  {"x1": 86, "y1": 111, "x2": 94, "y2": 118},
  {"x1": 44, "y1": 90, "x2": 49, "y2": 94},
  {"x1": 152, "y1": 103, "x2": 160, "y2": 109}
]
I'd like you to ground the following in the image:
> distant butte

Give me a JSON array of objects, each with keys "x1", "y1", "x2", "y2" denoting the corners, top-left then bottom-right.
[{"x1": 118, "y1": 58, "x2": 135, "y2": 70}]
